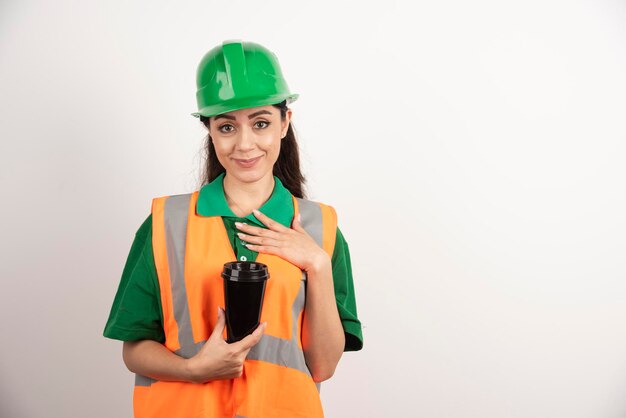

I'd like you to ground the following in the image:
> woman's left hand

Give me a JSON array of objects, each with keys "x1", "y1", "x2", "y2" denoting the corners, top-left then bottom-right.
[{"x1": 235, "y1": 209, "x2": 330, "y2": 273}]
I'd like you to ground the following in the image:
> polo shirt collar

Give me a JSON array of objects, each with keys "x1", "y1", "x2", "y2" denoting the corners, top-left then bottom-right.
[{"x1": 196, "y1": 172, "x2": 294, "y2": 228}]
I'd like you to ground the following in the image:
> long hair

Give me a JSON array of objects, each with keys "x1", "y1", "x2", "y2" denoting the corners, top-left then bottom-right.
[{"x1": 198, "y1": 100, "x2": 306, "y2": 198}]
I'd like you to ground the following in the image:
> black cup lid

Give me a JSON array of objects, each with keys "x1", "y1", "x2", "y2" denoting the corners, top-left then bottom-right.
[{"x1": 222, "y1": 261, "x2": 270, "y2": 282}]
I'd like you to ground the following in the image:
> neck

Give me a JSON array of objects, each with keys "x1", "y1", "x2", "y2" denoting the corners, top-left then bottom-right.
[{"x1": 222, "y1": 172, "x2": 275, "y2": 217}]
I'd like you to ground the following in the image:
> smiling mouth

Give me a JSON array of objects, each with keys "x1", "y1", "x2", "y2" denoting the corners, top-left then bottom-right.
[
  {"x1": 234, "y1": 157, "x2": 262, "y2": 163},
  {"x1": 233, "y1": 156, "x2": 262, "y2": 168}
]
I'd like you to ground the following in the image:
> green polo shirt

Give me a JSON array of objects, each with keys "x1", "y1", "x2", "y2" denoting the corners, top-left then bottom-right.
[{"x1": 103, "y1": 173, "x2": 363, "y2": 351}]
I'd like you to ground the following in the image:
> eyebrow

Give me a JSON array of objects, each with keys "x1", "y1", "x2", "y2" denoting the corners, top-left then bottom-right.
[{"x1": 214, "y1": 110, "x2": 273, "y2": 121}]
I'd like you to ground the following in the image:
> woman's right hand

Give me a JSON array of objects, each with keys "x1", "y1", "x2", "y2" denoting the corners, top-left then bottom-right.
[{"x1": 186, "y1": 307, "x2": 266, "y2": 383}]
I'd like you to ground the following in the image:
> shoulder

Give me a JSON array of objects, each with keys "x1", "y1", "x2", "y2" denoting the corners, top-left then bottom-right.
[
  {"x1": 295, "y1": 197, "x2": 340, "y2": 256},
  {"x1": 294, "y1": 197, "x2": 338, "y2": 221},
  {"x1": 150, "y1": 191, "x2": 197, "y2": 204},
  {"x1": 137, "y1": 213, "x2": 153, "y2": 237},
  {"x1": 294, "y1": 197, "x2": 338, "y2": 228},
  {"x1": 150, "y1": 191, "x2": 199, "y2": 217}
]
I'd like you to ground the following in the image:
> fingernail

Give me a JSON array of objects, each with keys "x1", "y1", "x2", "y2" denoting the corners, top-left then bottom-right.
[{"x1": 253, "y1": 209, "x2": 260, "y2": 215}]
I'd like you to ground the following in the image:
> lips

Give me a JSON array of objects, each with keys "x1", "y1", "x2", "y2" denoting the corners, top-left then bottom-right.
[{"x1": 233, "y1": 156, "x2": 262, "y2": 168}]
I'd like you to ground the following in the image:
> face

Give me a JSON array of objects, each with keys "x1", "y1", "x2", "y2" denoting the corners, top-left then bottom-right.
[{"x1": 208, "y1": 105, "x2": 292, "y2": 185}]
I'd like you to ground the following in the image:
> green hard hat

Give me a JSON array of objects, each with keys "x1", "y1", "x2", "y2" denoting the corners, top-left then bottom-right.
[{"x1": 191, "y1": 40, "x2": 299, "y2": 118}]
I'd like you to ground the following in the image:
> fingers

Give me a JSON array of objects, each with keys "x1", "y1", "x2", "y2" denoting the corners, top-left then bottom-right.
[
  {"x1": 292, "y1": 213, "x2": 305, "y2": 232},
  {"x1": 237, "y1": 232, "x2": 281, "y2": 248},
  {"x1": 235, "y1": 322, "x2": 267, "y2": 351},
  {"x1": 235, "y1": 222, "x2": 279, "y2": 239},
  {"x1": 242, "y1": 243, "x2": 280, "y2": 257},
  {"x1": 252, "y1": 209, "x2": 288, "y2": 232},
  {"x1": 209, "y1": 307, "x2": 226, "y2": 341}
]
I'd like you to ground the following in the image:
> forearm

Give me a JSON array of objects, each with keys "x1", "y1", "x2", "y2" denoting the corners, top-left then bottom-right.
[
  {"x1": 122, "y1": 340, "x2": 193, "y2": 383},
  {"x1": 301, "y1": 259, "x2": 345, "y2": 382}
]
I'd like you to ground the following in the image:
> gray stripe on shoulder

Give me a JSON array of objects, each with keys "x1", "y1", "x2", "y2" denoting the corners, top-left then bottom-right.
[{"x1": 295, "y1": 198, "x2": 323, "y2": 248}]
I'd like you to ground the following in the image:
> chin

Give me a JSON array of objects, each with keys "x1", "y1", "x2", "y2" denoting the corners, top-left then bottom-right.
[{"x1": 229, "y1": 168, "x2": 271, "y2": 184}]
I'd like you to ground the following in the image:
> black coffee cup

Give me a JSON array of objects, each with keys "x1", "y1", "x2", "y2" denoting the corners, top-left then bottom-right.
[{"x1": 222, "y1": 261, "x2": 270, "y2": 343}]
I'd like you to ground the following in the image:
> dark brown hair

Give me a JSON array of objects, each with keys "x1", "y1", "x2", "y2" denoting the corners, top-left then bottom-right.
[{"x1": 198, "y1": 100, "x2": 306, "y2": 198}]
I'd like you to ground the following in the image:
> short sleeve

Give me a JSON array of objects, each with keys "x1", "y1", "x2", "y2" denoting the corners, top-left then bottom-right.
[
  {"x1": 103, "y1": 214, "x2": 165, "y2": 343},
  {"x1": 331, "y1": 227, "x2": 363, "y2": 351}
]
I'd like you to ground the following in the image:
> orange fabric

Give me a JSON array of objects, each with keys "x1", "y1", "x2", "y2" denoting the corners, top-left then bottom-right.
[
  {"x1": 137, "y1": 192, "x2": 337, "y2": 418},
  {"x1": 134, "y1": 379, "x2": 235, "y2": 418},
  {"x1": 234, "y1": 361, "x2": 323, "y2": 418},
  {"x1": 320, "y1": 203, "x2": 338, "y2": 256}
]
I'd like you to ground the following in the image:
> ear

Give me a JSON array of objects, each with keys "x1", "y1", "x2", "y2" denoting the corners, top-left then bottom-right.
[{"x1": 281, "y1": 109, "x2": 293, "y2": 138}]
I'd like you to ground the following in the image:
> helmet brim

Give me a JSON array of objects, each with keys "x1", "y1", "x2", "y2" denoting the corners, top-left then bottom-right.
[{"x1": 191, "y1": 93, "x2": 298, "y2": 118}]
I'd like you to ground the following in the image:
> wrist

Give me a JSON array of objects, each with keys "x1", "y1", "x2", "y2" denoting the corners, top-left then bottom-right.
[
  {"x1": 305, "y1": 251, "x2": 331, "y2": 275},
  {"x1": 184, "y1": 357, "x2": 200, "y2": 383}
]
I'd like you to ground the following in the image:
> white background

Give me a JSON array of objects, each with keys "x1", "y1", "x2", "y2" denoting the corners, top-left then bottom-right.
[{"x1": 1, "y1": 0, "x2": 626, "y2": 417}]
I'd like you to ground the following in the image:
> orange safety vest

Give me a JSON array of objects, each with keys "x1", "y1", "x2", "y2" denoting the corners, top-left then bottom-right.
[{"x1": 133, "y1": 191, "x2": 337, "y2": 418}]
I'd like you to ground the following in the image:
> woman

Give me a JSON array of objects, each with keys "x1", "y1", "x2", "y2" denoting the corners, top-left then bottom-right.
[{"x1": 104, "y1": 40, "x2": 363, "y2": 418}]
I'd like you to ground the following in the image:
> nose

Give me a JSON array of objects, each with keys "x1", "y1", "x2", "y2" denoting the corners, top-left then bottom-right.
[{"x1": 235, "y1": 125, "x2": 255, "y2": 152}]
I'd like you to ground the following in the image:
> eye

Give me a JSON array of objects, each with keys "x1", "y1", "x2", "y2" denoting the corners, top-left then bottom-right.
[
  {"x1": 254, "y1": 120, "x2": 270, "y2": 129},
  {"x1": 218, "y1": 124, "x2": 234, "y2": 134}
]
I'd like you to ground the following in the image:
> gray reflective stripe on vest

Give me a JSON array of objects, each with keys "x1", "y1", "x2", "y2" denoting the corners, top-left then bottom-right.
[
  {"x1": 136, "y1": 196, "x2": 326, "y2": 387},
  {"x1": 135, "y1": 374, "x2": 157, "y2": 387},
  {"x1": 295, "y1": 197, "x2": 323, "y2": 248}
]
